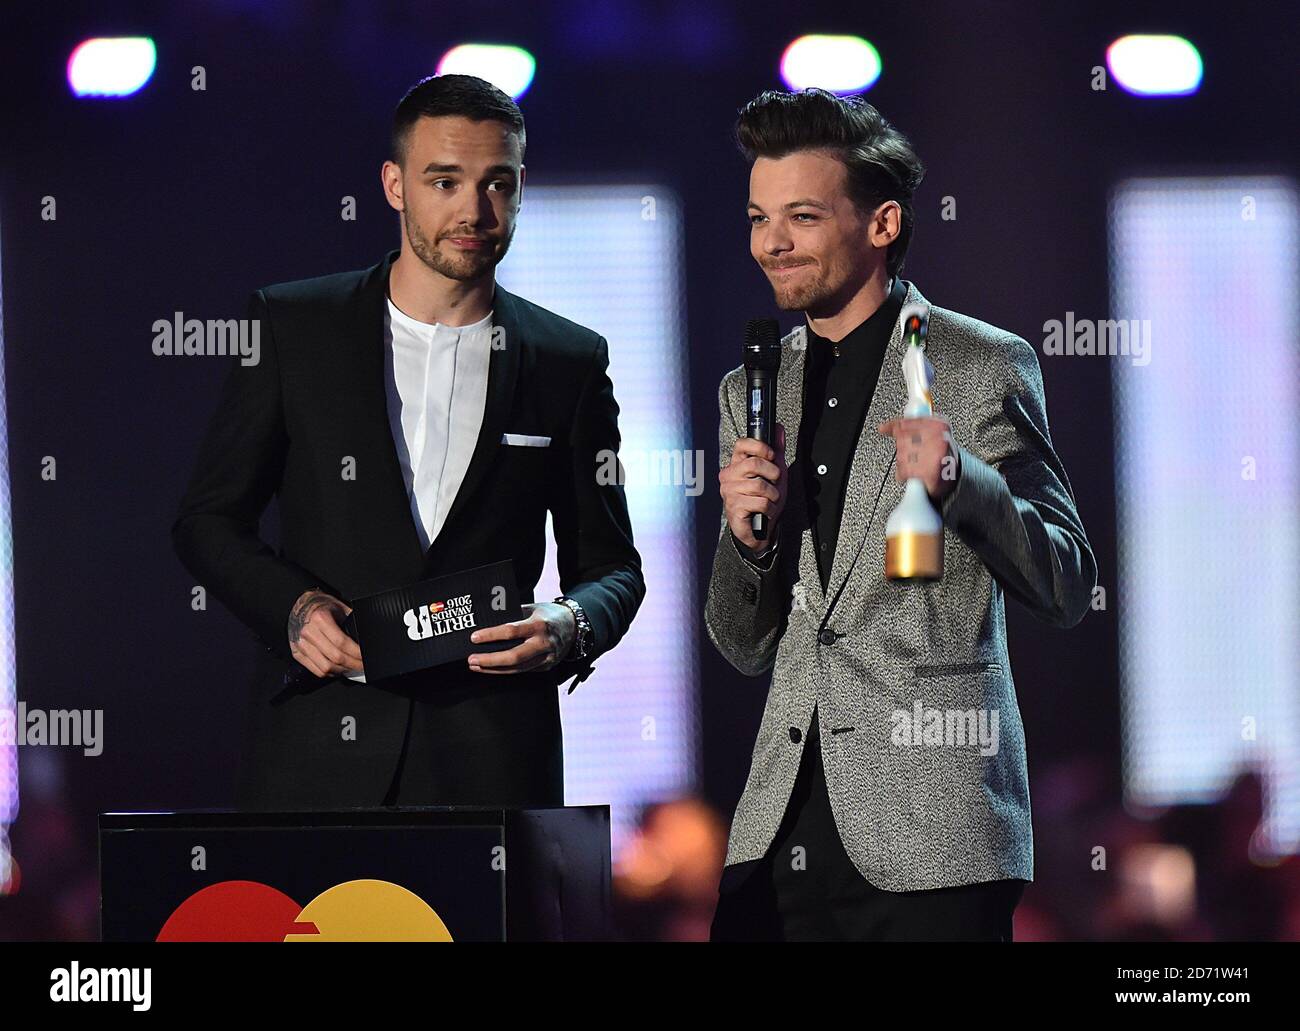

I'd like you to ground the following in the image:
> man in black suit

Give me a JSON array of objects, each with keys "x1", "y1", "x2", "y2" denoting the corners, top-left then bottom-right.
[{"x1": 172, "y1": 74, "x2": 645, "y2": 810}]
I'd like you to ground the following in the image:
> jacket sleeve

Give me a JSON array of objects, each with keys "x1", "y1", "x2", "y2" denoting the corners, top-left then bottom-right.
[
  {"x1": 170, "y1": 289, "x2": 321, "y2": 659},
  {"x1": 940, "y1": 333, "x2": 1097, "y2": 628},
  {"x1": 548, "y1": 334, "x2": 646, "y2": 689},
  {"x1": 703, "y1": 373, "x2": 789, "y2": 676}
]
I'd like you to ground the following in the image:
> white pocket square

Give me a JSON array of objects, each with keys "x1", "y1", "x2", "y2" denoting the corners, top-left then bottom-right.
[{"x1": 501, "y1": 433, "x2": 551, "y2": 447}]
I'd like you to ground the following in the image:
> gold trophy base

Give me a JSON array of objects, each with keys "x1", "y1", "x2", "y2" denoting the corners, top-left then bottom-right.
[{"x1": 885, "y1": 530, "x2": 944, "y2": 581}]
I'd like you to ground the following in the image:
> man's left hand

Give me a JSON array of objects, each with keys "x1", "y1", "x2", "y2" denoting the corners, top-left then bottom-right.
[
  {"x1": 877, "y1": 415, "x2": 961, "y2": 502},
  {"x1": 467, "y1": 601, "x2": 577, "y2": 675}
]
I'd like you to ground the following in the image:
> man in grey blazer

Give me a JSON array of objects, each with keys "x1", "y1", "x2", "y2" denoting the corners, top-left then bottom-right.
[{"x1": 706, "y1": 88, "x2": 1096, "y2": 941}]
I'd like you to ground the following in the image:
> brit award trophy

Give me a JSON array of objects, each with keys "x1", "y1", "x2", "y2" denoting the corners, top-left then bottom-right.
[{"x1": 884, "y1": 303, "x2": 943, "y2": 580}]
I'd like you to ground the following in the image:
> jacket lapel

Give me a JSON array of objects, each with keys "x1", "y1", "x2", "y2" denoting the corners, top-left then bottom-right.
[
  {"x1": 353, "y1": 250, "x2": 428, "y2": 577},
  {"x1": 774, "y1": 325, "x2": 827, "y2": 612},
  {"x1": 423, "y1": 282, "x2": 522, "y2": 568},
  {"x1": 352, "y1": 252, "x2": 524, "y2": 582},
  {"x1": 822, "y1": 280, "x2": 930, "y2": 615}
]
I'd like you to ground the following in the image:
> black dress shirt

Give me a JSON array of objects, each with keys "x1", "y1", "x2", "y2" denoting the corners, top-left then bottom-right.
[
  {"x1": 730, "y1": 276, "x2": 905, "y2": 579},
  {"x1": 799, "y1": 275, "x2": 906, "y2": 591}
]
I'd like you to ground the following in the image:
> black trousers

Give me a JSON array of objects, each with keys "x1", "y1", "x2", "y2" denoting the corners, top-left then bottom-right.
[
  {"x1": 380, "y1": 696, "x2": 564, "y2": 807},
  {"x1": 712, "y1": 711, "x2": 1026, "y2": 941}
]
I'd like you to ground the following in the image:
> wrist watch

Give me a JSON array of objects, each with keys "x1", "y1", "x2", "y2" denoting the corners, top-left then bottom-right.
[{"x1": 554, "y1": 596, "x2": 592, "y2": 661}]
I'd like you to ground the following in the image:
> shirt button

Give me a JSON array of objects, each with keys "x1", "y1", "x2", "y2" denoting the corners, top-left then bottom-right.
[
  {"x1": 828, "y1": 397, "x2": 838, "y2": 408},
  {"x1": 788, "y1": 727, "x2": 802, "y2": 743},
  {"x1": 817, "y1": 463, "x2": 827, "y2": 475},
  {"x1": 833, "y1": 346, "x2": 841, "y2": 358}
]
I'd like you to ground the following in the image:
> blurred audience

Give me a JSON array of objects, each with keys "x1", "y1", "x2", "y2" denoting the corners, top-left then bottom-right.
[
  {"x1": 2, "y1": 754, "x2": 1296, "y2": 941},
  {"x1": 612, "y1": 763, "x2": 1300, "y2": 941}
]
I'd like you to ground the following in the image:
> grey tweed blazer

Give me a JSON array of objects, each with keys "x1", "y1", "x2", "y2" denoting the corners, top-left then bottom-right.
[{"x1": 705, "y1": 280, "x2": 1096, "y2": 892}]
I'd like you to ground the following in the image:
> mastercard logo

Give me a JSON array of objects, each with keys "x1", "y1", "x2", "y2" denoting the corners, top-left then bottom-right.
[{"x1": 156, "y1": 879, "x2": 454, "y2": 941}]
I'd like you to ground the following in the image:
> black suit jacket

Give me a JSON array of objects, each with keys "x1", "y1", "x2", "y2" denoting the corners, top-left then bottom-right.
[{"x1": 172, "y1": 250, "x2": 645, "y2": 809}]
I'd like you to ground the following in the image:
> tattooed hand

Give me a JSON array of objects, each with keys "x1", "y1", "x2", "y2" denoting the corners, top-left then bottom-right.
[{"x1": 288, "y1": 589, "x2": 364, "y2": 678}]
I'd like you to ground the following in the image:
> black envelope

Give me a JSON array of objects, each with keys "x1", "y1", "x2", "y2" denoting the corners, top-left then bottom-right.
[{"x1": 348, "y1": 560, "x2": 522, "y2": 682}]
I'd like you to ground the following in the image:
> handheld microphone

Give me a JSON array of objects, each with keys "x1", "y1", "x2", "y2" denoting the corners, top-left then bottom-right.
[{"x1": 742, "y1": 319, "x2": 782, "y2": 540}]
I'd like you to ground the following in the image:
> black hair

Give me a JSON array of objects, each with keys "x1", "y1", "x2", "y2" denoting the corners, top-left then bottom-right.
[
  {"x1": 736, "y1": 88, "x2": 925, "y2": 277},
  {"x1": 392, "y1": 74, "x2": 526, "y2": 164}
]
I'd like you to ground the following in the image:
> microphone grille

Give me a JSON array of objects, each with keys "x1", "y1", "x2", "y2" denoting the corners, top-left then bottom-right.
[{"x1": 743, "y1": 319, "x2": 782, "y2": 370}]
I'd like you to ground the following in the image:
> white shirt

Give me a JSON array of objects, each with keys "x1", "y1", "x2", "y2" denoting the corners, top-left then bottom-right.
[{"x1": 345, "y1": 297, "x2": 494, "y2": 683}]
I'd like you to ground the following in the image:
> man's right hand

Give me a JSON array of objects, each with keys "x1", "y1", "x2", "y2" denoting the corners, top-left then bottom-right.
[
  {"x1": 720, "y1": 424, "x2": 788, "y2": 556},
  {"x1": 288, "y1": 589, "x2": 364, "y2": 678}
]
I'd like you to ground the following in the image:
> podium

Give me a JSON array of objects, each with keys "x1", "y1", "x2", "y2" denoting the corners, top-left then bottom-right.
[{"x1": 99, "y1": 806, "x2": 611, "y2": 941}]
